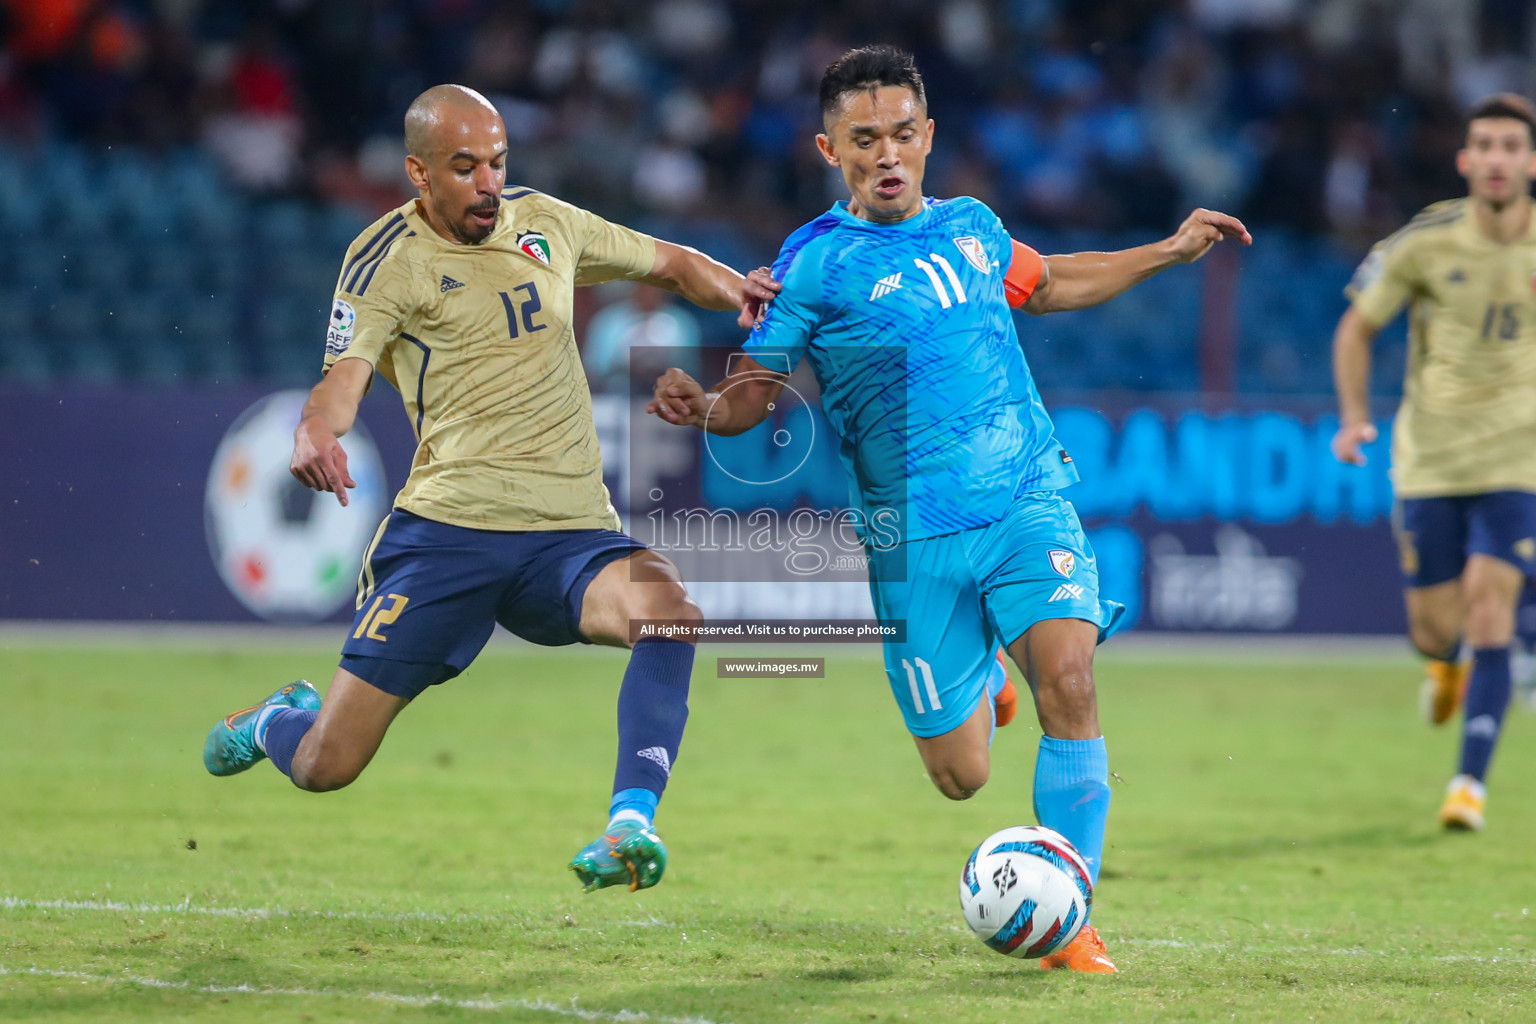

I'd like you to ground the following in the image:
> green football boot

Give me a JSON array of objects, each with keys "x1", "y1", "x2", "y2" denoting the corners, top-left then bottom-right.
[
  {"x1": 202, "y1": 681, "x2": 321, "y2": 777},
  {"x1": 569, "y1": 821, "x2": 668, "y2": 893}
]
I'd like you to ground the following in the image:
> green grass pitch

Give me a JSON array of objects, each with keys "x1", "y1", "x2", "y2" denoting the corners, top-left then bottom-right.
[{"x1": 2, "y1": 639, "x2": 1534, "y2": 1023}]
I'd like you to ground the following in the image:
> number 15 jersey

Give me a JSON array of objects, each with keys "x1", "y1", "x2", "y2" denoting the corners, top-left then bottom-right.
[
  {"x1": 323, "y1": 190, "x2": 656, "y2": 531},
  {"x1": 744, "y1": 196, "x2": 1076, "y2": 542},
  {"x1": 1347, "y1": 197, "x2": 1536, "y2": 498}
]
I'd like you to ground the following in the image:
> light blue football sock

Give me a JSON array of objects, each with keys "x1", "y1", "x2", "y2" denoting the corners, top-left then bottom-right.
[
  {"x1": 608, "y1": 788, "x2": 658, "y2": 828},
  {"x1": 1033, "y1": 735, "x2": 1111, "y2": 885}
]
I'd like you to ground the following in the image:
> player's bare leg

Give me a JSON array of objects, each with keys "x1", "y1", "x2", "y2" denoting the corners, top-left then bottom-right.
[
  {"x1": 912, "y1": 693, "x2": 993, "y2": 801},
  {"x1": 577, "y1": 549, "x2": 702, "y2": 647},
  {"x1": 1011, "y1": 617, "x2": 1115, "y2": 973},
  {"x1": 286, "y1": 668, "x2": 409, "y2": 791},
  {"x1": 569, "y1": 550, "x2": 700, "y2": 891},
  {"x1": 1008, "y1": 618, "x2": 1101, "y2": 740},
  {"x1": 1406, "y1": 580, "x2": 1468, "y2": 724},
  {"x1": 1440, "y1": 554, "x2": 1523, "y2": 830}
]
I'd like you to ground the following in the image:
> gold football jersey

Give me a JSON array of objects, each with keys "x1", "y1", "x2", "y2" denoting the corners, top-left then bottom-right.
[
  {"x1": 1347, "y1": 198, "x2": 1536, "y2": 497},
  {"x1": 322, "y1": 189, "x2": 656, "y2": 531}
]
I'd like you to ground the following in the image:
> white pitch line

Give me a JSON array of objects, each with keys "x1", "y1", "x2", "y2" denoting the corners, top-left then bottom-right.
[
  {"x1": 0, "y1": 896, "x2": 491, "y2": 923},
  {"x1": 1, "y1": 966, "x2": 733, "y2": 1024},
  {"x1": 1115, "y1": 936, "x2": 1535, "y2": 964},
  {"x1": 9, "y1": 898, "x2": 1529, "y2": 967}
]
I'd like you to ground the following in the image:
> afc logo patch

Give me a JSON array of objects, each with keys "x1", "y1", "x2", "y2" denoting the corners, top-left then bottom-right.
[
  {"x1": 326, "y1": 298, "x2": 356, "y2": 357},
  {"x1": 1048, "y1": 549, "x2": 1076, "y2": 578}
]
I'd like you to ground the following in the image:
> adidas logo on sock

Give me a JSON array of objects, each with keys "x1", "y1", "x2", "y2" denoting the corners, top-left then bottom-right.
[
  {"x1": 1466, "y1": 714, "x2": 1499, "y2": 739},
  {"x1": 440, "y1": 275, "x2": 465, "y2": 293},
  {"x1": 636, "y1": 746, "x2": 671, "y2": 776}
]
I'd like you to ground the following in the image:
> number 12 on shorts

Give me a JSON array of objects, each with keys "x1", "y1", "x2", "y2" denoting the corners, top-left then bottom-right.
[
  {"x1": 354, "y1": 593, "x2": 409, "y2": 641},
  {"x1": 903, "y1": 657, "x2": 943, "y2": 713}
]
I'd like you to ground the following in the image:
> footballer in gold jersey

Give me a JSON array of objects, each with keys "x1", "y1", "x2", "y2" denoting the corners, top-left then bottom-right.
[
  {"x1": 202, "y1": 85, "x2": 779, "y2": 893},
  {"x1": 1333, "y1": 93, "x2": 1536, "y2": 832}
]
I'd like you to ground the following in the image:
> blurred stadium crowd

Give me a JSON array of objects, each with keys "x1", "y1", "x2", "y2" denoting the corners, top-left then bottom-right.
[{"x1": 2, "y1": 0, "x2": 1529, "y2": 391}]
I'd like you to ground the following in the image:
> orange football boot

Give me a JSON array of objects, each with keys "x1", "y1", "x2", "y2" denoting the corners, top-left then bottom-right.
[
  {"x1": 994, "y1": 648, "x2": 1018, "y2": 727},
  {"x1": 1438, "y1": 774, "x2": 1486, "y2": 832},
  {"x1": 1421, "y1": 659, "x2": 1469, "y2": 726},
  {"x1": 1038, "y1": 925, "x2": 1117, "y2": 973}
]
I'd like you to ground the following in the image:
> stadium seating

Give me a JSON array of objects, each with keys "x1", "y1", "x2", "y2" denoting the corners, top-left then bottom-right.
[{"x1": 0, "y1": 140, "x2": 1400, "y2": 397}]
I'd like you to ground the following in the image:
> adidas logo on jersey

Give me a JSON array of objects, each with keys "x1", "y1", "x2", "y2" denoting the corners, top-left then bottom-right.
[
  {"x1": 440, "y1": 275, "x2": 465, "y2": 293},
  {"x1": 637, "y1": 746, "x2": 672, "y2": 776},
  {"x1": 1048, "y1": 583, "x2": 1085, "y2": 603},
  {"x1": 869, "y1": 273, "x2": 903, "y2": 301}
]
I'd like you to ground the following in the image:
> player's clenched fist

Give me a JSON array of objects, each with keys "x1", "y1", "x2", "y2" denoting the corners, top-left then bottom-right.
[
  {"x1": 738, "y1": 266, "x2": 781, "y2": 329},
  {"x1": 291, "y1": 416, "x2": 357, "y2": 506},
  {"x1": 647, "y1": 367, "x2": 710, "y2": 427},
  {"x1": 1330, "y1": 420, "x2": 1379, "y2": 466},
  {"x1": 1165, "y1": 208, "x2": 1252, "y2": 264}
]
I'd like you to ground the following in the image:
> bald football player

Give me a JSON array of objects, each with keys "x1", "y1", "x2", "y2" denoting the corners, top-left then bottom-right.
[{"x1": 203, "y1": 85, "x2": 778, "y2": 892}]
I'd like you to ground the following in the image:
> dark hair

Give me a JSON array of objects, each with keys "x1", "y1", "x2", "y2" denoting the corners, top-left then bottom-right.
[
  {"x1": 819, "y1": 46, "x2": 926, "y2": 121},
  {"x1": 1467, "y1": 93, "x2": 1536, "y2": 145}
]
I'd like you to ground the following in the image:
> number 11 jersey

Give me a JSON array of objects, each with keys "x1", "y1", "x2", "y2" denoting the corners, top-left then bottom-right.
[{"x1": 744, "y1": 196, "x2": 1077, "y2": 543}]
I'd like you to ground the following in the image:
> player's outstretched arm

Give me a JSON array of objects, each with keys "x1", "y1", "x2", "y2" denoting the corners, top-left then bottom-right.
[
  {"x1": 291, "y1": 357, "x2": 372, "y2": 506},
  {"x1": 1330, "y1": 305, "x2": 1382, "y2": 465},
  {"x1": 1023, "y1": 209, "x2": 1252, "y2": 314},
  {"x1": 643, "y1": 241, "x2": 782, "y2": 324},
  {"x1": 646, "y1": 358, "x2": 785, "y2": 436}
]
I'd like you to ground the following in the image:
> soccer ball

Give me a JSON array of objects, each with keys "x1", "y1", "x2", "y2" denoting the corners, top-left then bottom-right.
[{"x1": 958, "y1": 825, "x2": 1092, "y2": 958}]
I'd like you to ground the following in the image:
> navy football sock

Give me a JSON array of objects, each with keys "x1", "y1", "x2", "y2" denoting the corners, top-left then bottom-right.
[
  {"x1": 611, "y1": 639, "x2": 693, "y2": 819},
  {"x1": 263, "y1": 707, "x2": 317, "y2": 779},
  {"x1": 1457, "y1": 647, "x2": 1512, "y2": 782}
]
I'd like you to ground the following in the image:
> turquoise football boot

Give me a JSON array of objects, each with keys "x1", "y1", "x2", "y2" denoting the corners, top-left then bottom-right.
[
  {"x1": 202, "y1": 681, "x2": 321, "y2": 777},
  {"x1": 569, "y1": 821, "x2": 668, "y2": 892}
]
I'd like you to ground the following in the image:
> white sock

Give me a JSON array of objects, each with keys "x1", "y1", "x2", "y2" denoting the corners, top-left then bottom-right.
[
  {"x1": 608, "y1": 808, "x2": 650, "y2": 829},
  {"x1": 252, "y1": 705, "x2": 282, "y2": 755}
]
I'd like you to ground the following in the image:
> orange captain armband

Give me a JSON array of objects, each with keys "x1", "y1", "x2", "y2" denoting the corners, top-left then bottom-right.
[{"x1": 1003, "y1": 239, "x2": 1044, "y2": 308}]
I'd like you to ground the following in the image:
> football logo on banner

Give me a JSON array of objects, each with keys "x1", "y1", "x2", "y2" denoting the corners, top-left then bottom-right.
[
  {"x1": 953, "y1": 236, "x2": 990, "y2": 274},
  {"x1": 205, "y1": 391, "x2": 387, "y2": 621},
  {"x1": 1048, "y1": 549, "x2": 1076, "y2": 578},
  {"x1": 517, "y1": 231, "x2": 551, "y2": 266}
]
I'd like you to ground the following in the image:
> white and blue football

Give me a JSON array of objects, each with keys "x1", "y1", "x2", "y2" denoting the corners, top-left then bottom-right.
[{"x1": 958, "y1": 825, "x2": 1093, "y2": 958}]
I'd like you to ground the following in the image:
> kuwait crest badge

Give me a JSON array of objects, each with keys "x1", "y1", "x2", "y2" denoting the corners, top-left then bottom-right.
[
  {"x1": 1048, "y1": 549, "x2": 1076, "y2": 578},
  {"x1": 953, "y1": 236, "x2": 990, "y2": 274},
  {"x1": 516, "y1": 231, "x2": 551, "y2": 266}
]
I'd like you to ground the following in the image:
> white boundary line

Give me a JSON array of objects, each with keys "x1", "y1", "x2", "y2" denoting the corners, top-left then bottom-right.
[
  {"x1": 1, "y1": 896, "x2": 680, "y2": 930},
  {"x1": 1, "y1": 896, "x2": 488, "y2": 923},
  {"x1": 0, "y1": 966, "x2": 731, "y2": 1023},
  {"x1": 8, "y1": 898, "x2": 1529, "y2": 967}
]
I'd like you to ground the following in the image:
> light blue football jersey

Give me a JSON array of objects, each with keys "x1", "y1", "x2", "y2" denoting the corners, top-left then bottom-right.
[{"x1": 743, "y1": 196, "x2": 1077, "y2": 542}]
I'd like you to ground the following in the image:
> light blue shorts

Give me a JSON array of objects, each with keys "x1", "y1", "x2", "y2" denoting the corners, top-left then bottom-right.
[{"x1": 868, "y1": 491, "x2": 1125, "y2": 738}]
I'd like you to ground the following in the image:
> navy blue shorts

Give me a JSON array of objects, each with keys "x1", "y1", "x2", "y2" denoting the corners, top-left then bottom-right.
[
  {"x1": 340, "y1": 509, "x2": 643, "y2": 698},
  {"x1": 1393, "y1": 491, "x2": 1536, "y2": 588}
]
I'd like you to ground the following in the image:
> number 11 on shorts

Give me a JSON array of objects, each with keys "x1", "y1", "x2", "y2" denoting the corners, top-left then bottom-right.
[{"x1": 903, "y1": 657, "x2": 942, "y2": 713}]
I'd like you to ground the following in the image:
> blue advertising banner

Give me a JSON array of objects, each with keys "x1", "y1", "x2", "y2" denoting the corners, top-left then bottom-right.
[
  {"x1": 1048, "y1": 397, "x2": 1404, "y2": 634},
  {"x1": 1, "y1": 382, "x2": 1407, "y2": 633},
  {"x1": 1, "y1": 383, "x2": 418, "y2": 622}
]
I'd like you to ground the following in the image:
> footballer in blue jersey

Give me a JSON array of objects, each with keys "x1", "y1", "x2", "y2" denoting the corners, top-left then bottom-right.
[{"x1": 649, "y1": 46, "x2": 1249, "y2": 972}]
